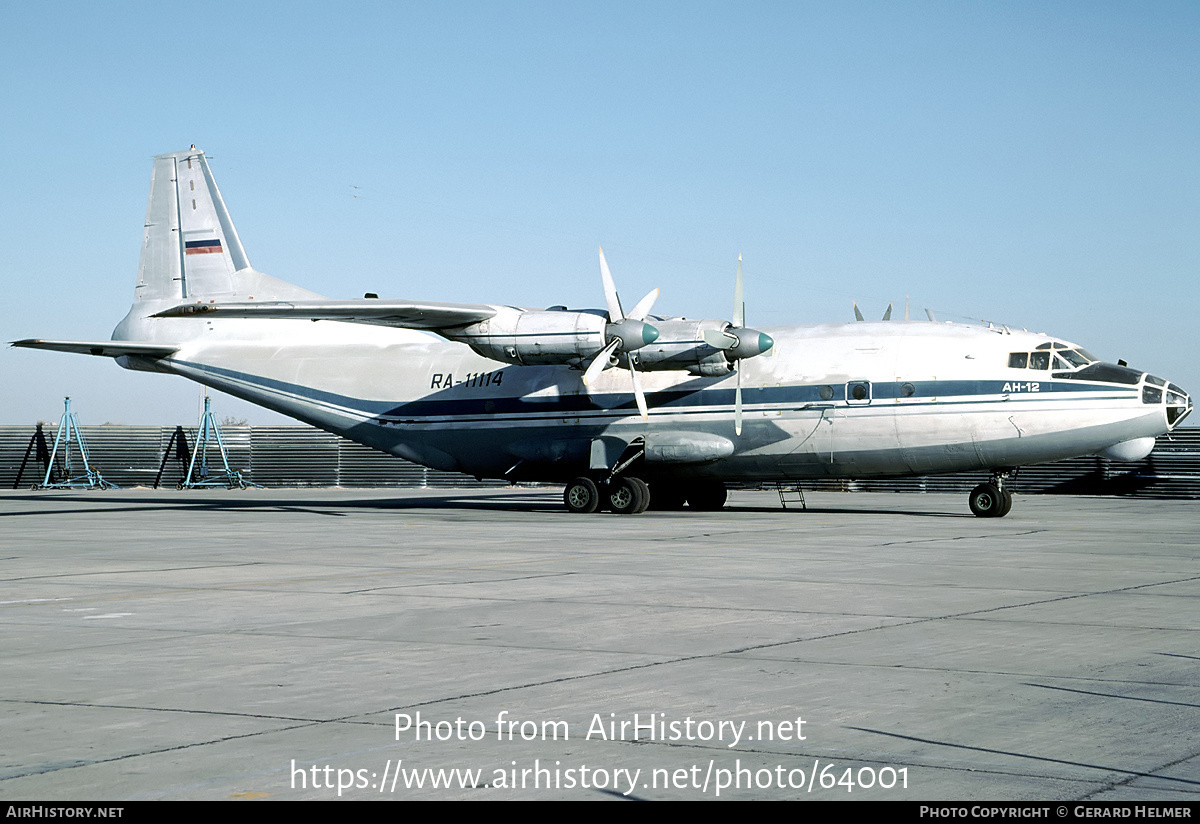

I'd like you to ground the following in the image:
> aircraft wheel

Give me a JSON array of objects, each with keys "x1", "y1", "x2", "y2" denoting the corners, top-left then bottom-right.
[
  {"x1": 968, "y1": 483, "x2": 1006, "y2": 518},
  {"x1": 564, "y1": 477, "x2": 601, "y2": 514},
  {"x1": 998, "y1": 489, "x2": 1013, "y2": 517},
  {"x1": 649, "y1": 483, "x2": 687, "y2": 510},
  {"x1": 626, "y1": 477, "x2": 651, "y2": 514},
  {"x1": 606, "y1": 477, "x2": 647, "y2": 515},
  {"x1": 685, "y1": 481, "x2": 728, "y2": 511}
]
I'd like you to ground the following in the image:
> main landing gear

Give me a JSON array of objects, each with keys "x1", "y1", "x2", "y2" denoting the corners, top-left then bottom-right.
[
  {"x1": 563, "y1": 476, "x2": 726, "y2": 515},
  {"x1": 969, "y1": 470, "x2": 1015, "y2": 518},
  {"x1": 563, "y1": 476, "x2": 649, "y2": 514}
]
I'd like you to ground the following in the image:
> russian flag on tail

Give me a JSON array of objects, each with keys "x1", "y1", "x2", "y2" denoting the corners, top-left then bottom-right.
[{"x1": 185, "y1": 239, "x2": 223, "y2": 255}]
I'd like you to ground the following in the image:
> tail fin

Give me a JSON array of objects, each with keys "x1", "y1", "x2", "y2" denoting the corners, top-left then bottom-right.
[{"x1": 135, "y1": 147, "x2": 318, "y2": 302}]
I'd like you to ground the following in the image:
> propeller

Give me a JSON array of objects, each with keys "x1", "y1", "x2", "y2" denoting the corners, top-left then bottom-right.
[
  {"x1": 582, "y1": 247, "x2": 660, "y2": 420},
  {"x1": 701, "y1": 255, "x2": 774, "y2": 435}
]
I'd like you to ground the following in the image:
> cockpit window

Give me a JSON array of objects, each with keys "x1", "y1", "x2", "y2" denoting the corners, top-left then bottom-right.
[
  {"x1": 1010, "y1": 347, "x2": 1095, "y2": 371},
  {"x1": 1058, "y1": 349, "x2": 1092, "y2": 368}
]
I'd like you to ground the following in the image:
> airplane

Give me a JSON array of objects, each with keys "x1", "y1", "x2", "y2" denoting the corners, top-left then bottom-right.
[{"x1": 13, "y1": 147, "x2": 1193, "y2": 517}]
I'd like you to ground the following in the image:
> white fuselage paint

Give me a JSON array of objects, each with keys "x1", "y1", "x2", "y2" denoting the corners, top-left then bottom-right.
[{"x1": 114, "y1": 306, "x2": 1180, "y2": 483}]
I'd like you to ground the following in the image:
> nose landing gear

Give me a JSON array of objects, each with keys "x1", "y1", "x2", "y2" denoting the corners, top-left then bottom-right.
[{"x1": 969, "y1": 470, "x2": 1015, "y2": 518}]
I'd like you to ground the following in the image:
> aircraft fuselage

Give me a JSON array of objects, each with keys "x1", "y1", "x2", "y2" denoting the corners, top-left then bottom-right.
[{"x1": 114, "y1": 308, "x2": 1181, "y2": 486}]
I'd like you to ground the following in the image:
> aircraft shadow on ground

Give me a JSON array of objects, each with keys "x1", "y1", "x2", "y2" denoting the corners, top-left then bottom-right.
[{"x1": 0, "y1": 492, "x2": 970, "y2": 518}]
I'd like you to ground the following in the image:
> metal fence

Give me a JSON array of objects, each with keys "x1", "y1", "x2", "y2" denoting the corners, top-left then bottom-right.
[
  {"x1": 0, "y1": 425, "x2": 503, "y2": 490},
  {"x1": 3, "y1": 424, "x2": 1198, "y2": 498}
]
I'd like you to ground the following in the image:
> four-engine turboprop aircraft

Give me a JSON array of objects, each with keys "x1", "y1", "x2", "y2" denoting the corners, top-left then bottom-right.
[{"x1": 14, "y1": 148, "x2": 1193, "y2": 516}]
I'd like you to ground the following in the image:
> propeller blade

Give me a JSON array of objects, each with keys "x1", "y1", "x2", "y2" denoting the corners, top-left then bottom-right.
[
  {"x1": 703, "y1": 328, "x2": 738, "y2": 350},
  {"x1": 597, "y1": 246, "x2": 624, "y2": 322},
  {"x1": 854, "y1": 302, "x2": 865, "y2": 322},
  {"x1": 628, "y1": 358, "x2": 649, "y2": 420},
  {"x1": 627, "y1": 288, "x2": 660, "y2": 321},
  {"x1": 733, "y1": 254, "x2": 745, "y2": 328},
  {"x1": 734, "y1": 365, "x2": 743, "y2": 436},
  {"x1": 882, "y1": 303, "x2": 892, "y2": 321},
  {"x1": 582, "y1": 338, "x2": 619, "y2": 386}
]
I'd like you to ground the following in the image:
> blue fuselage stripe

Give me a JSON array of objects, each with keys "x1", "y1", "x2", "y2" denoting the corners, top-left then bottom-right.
[{"x1": 173, "y1": 360, "x2": 1140, "y2": 424}]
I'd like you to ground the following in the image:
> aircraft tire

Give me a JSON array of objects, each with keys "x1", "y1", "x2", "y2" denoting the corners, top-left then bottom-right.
[
  {"x1": 606, "y1": 477, "x2": 647, "y2": 515},
  {"x1": 685, "y1": 481, "x2": 728, "y2": 511},
  {"x1": 628, "y1": 477, "x2": 651, "y2": 514},
  {"x1": 968, "y1": 483, "x2": 1006, "y2": 518},
  {"x1": 998, "y1": 489, "x2": 1013, "y2": 517},
  {"x1": 564, "y1": 477, "x2": 601, "y2": 514}
]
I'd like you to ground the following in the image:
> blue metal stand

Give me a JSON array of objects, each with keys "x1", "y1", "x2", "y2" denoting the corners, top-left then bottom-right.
[
  {"x1": 38, "y1": 397, "x2": 116, "y2": 490},
  {"x1": 181, "y1": 397, "x2": 261, "y2": 489}
]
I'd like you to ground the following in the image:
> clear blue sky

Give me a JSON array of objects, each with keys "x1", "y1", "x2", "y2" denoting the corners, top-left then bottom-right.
[{"x1": 2, "y1": 1, "x2": 1197, "y2": 425}]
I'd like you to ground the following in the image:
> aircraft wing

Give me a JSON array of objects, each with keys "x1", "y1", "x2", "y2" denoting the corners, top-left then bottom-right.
[
  {"x1": 10, "y1": 340, "x2": 180, "y2": 358},
  {"x1": 151, "y1": 299, "x2": 497, "y2": 330}
]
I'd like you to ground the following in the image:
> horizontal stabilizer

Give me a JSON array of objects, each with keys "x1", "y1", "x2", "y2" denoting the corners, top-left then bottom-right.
[
  {"x1": 151, "y1": 299, "x2": 497, "y2": 330},
  {"x1": 11, "y1": 339, "x2": 179, "y2": 358}
]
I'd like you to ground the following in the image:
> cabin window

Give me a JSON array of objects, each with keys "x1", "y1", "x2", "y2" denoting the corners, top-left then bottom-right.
[
  {"x1": 846, "y1": 381, "x2": 871, "y2": 404},
  {"x1": 1008, "y1": 353, "x2": 1028, "y2": 368},
  {"x1": 819, "y1": 385, "x2": 834, "y2": 401},
  {"x1": 900, "y1": 382, "x2": 915, "y2": 397},
  {"x1": 1029, "y1": 352, "x2": 1050, "y2": 370}
]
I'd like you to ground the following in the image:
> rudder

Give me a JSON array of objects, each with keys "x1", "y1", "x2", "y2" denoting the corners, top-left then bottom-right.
[
  {"x1": 134, "y1": 147, "x2": 317, "y2": 304},
  {"x1": 137, "y1": 147, "x2": 249, "y2": 301}
]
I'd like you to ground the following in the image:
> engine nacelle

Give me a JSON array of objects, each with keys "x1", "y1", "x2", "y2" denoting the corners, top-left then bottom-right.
[
  {"x1": 623, "y1": 319, "x2": 734, "y2": 376},
  {"x1": 443, "y1": 306, "x2": 608, "y2": 366}
]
